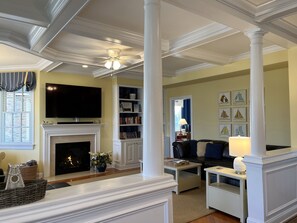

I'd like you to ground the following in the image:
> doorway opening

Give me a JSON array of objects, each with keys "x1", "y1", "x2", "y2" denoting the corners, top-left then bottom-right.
[{"x1": 170, "y1": 96, "x2": 192, "y2": 156}]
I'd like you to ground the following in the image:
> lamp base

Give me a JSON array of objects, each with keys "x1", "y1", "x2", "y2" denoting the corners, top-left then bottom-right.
[{"x1": 233, "y1": 156, "x2": 246, "y2": 175}]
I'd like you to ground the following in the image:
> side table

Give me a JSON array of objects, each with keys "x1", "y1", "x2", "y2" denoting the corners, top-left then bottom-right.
[{"x1": 205, "y1": 166, "x2": 247, "y2": 223}]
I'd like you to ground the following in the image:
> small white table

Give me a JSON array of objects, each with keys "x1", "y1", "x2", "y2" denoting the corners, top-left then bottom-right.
[
  {"x1": 140, "y1": 160, "x2": 201, "y2": 194},
  {"x1": 164, "y1": 161, "x2": 201, "y2": 194},
  {"x1": 205, "y1": 166, "x2": 247, "y2": 223}
]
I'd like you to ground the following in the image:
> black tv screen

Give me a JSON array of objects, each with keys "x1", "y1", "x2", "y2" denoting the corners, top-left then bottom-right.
[{"x1": 46, "y1": 83, "x2": 102, "y2": 118}]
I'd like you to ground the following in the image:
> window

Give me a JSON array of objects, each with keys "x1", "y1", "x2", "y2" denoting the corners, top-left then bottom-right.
[{"x1": 0, "y1": 86, "x2": 34, "y2": 149}]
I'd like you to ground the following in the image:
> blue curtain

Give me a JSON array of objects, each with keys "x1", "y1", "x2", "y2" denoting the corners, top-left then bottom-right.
[
  {"x1": 0, "y1": 71, "x2": 36, "y2": 92},
  {"x1": 182, "y1": 99, "x2": 191, "y2": 132}
]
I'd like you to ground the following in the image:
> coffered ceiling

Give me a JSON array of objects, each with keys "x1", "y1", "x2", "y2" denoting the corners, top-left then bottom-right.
[{"x1": 0, "y1": 0, "x2": 296, "y2": 78}]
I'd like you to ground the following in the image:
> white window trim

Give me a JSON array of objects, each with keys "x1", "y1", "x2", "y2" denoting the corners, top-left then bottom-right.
[{"x1": 0, "y1": 88, "x2": 35, "y2": 150}]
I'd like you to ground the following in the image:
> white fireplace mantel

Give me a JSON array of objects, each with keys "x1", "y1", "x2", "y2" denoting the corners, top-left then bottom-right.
[{"x1": 41, "y1": 124, "x2": 101, "y2": 177}]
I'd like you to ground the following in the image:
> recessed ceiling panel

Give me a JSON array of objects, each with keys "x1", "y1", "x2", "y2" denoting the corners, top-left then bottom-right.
[
  {"x1": 49, "y1": 32, "x2": 142, "y2": 57},
  {"x1": 283, "y1": 13, "x2": 297, "y2": 28},
  {"x1": 78, "y1": 0, "x2": 212, "y2": 40}
]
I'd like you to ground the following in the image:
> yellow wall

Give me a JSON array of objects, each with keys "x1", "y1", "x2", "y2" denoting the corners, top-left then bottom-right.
[
  {"x1": 288, "y1": 47, "x2": 297, "y2": 147},
  {"x1": 164, "y1": 67, "x2": 290, "y2": 146},
  {"x1": 1, "y1": 71, "x2": 113, "y2": 171}
]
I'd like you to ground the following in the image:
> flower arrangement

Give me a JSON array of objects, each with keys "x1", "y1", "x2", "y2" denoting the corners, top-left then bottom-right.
[{"x1": 89, "y1": 151, "x2": 112, "y2": 170}]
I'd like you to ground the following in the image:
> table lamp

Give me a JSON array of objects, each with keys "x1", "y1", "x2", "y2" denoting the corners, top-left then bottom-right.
[
  {"x1": 179, "y1": 118, "x2": 187, "y2": 134},
  {"x1": 229, "y1": 136, "x2": 250, "y2": 174}
]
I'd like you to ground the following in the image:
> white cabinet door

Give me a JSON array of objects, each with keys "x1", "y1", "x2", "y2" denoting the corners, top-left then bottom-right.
[{"x1": 125, "y1": 142, "x2": 138, "y2": 164}]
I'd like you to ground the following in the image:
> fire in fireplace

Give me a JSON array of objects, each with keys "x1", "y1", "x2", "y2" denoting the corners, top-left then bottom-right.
[{"x1": 55, "y1": 141, "x2": 90, "y2": 175}]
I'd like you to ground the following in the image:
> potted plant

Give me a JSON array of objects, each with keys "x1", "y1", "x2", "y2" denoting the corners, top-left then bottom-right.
[{"x1": 89, "y1": 151, "x2": 112, "y2": 172}]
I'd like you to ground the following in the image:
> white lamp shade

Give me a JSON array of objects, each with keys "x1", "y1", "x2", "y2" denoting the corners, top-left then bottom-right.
[
  {"x1": 105, "y1": 60, "x2": 112, "y2": 69},
  {"x1": 229, "y1": 136, "x2": 251, "y2": 157},
  {"x1": 179, "y1": 118, "x2": 187, "y2": 125},
  {"x1": 113, "y1": 60, "x2": 121, "y2": 70}
]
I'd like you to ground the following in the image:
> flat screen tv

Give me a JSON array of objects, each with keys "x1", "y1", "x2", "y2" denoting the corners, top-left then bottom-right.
[{"x1": 46, "y1": 83, "x2": 102, "y2": 118}]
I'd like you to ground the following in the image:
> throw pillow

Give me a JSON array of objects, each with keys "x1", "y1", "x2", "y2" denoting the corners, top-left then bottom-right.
[
  {"x1": 204, "y1": 143, "x2": 224, "y2": 159},
  {"x1": 197, "y1": 141, "x2": 211, "y2": 157}
]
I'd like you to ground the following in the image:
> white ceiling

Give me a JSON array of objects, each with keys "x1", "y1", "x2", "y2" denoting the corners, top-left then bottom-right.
[{"x1": 0, "y1": 0, "x2": 296, "y2": 78}]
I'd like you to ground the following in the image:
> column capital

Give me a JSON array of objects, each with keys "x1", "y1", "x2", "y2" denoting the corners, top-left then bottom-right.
[{"x1": 244, "y1": 27, "x2": 267, "y2": 40}]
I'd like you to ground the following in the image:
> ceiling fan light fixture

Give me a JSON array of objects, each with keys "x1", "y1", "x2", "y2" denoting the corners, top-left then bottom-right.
[
  {"x1": 105, "y1": 60, "x2": 112, "y2": 69},
  {"x1": 113, "y1": 59, "x2": 121, "y2": 70}
]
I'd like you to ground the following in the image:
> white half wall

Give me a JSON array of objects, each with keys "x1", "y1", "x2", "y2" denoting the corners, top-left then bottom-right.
[{"x1": 0, "y1": 174, "x2": 176, "y2": 223}]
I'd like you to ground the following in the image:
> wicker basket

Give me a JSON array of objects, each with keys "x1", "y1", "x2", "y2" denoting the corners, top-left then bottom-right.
[
  {"x1": 20, "y1": 165, "x2": 38, "y2": 180},
  {"x1": 0, "y1": 179, "x2": 47, "y2": 209}
]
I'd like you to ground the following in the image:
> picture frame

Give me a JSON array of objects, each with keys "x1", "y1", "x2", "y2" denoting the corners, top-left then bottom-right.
[
  {"x1": 218, "y1": 108, "x2": 231, "y2": 121},
  {"x1": 232, "y1": 89, "x2": 247, "y2": 105},
  {"x1": 218, "y1": 91, "x2": 231, "y2": 106},
  {"x1": 219, "y1": 123, "x2": 231, "y2": 137},
  {"x1": 232, "y1": 124, "x2": 248, "y2": 136},
  {"x1": 232, "y1": 107, "x2": 246, "y2": 122}
]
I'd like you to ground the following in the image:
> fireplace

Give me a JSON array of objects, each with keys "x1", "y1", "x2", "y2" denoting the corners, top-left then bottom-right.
[
  {"x1": 55, "y1": 141, "x2": 91, "y2": 175},
  {"x1": 42, "y1": 124, "x2": 101, "y2": 177}
]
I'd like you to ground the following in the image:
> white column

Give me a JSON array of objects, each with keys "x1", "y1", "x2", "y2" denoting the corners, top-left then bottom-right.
[
  {"x1": 245, "y1": 29, "x2": 266, "y2": 156},
  {"x1": 143, "y1": 0, "x2": 164, "y2": 177}
]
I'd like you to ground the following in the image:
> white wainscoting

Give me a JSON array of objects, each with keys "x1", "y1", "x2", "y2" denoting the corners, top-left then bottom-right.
[
  {"x1": 0, "y1": 174, "x2": 176, "y2": 223},
  {"x1": 245, "y1": 148, "x2": 297, "y2": 223}
]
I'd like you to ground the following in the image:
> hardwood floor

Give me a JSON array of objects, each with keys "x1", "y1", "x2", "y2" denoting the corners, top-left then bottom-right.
[{"x1": 190, "y1": 211, "x2": 240, "y2": 223}]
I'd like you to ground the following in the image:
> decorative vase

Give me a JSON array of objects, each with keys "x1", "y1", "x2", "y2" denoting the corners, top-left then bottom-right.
[{"x1": 96, "y1": 163, "x2": 107, "y2": 172}]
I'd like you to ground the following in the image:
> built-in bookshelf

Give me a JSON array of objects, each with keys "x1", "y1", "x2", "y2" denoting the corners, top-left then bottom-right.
[
  {"x1": 113, "y1": 85, "x2": 143, "y2": 170},
  {"x1": 118, "y1": 86, "x2": 143, "y2": 140}
]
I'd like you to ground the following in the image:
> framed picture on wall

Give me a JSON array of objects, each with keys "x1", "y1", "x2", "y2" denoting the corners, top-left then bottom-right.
[
  {"x1": 232, "y1": 89, "x2": 247, "y2": 105},
  {"x1": 232, "y1": 107, "x2": 246, "y2": 122},
  {"x1": 219, "y1": 123, "x2": 231, "y2": 137},
  {"x1": 218, "y1": 91, "x2": 231, "y2": 106},
  {"x1": 218, "y1": 108, "x2": 231, "y2": 121},
  {"x1": 232, "y1": 124, "x2": 248, "y2": 136}
]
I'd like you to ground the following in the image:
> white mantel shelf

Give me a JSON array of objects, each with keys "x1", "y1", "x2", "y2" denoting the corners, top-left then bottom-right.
[
  {"x1": 0, "y1": 174, "x2": 176, "y2": 223},
  {"x1": 41, "y1": 123, "x2": 101, "y2": 178}
]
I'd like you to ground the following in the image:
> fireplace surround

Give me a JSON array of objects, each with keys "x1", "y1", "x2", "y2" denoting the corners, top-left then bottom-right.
[{"x1": 42, "y1": 124, "x2": 101, "y2": 177}]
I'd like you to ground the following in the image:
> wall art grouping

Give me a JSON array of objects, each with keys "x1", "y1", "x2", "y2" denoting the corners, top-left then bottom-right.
[{"x1": 218, "y1": 89, "x2": 248, "y2": 137}]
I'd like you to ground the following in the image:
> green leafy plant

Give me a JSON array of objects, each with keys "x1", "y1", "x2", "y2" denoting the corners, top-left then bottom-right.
[{"x1": 89, "y1": 152, "x2": 112, "y2": 168}]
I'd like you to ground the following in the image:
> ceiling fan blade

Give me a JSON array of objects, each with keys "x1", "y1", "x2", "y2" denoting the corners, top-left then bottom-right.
[{"x1": 120, "y1": 55, "x2": 141, "y2": 60}]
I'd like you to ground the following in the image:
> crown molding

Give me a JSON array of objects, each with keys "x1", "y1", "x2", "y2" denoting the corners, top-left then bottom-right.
[
  {"x1": 0, "y1": 58, "x2": 51, "y2": 71},
  {"x1": 175, "y1": 63, "x2": 215, "y2": 76}
]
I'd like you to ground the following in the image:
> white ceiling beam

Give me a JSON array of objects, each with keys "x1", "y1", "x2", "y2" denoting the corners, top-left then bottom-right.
[
  {"x1": 42, "y1": 61, "x2": 63, "y2": 73},
  {"x1": 262, "y1": 21, "x2": 297, "y2": 44},
  {"x1": 164, "y1": 0, "x2": 257, "y2": 32},
  {"x1": 255, "y1": 0, "x2": 297, "y2": 23},
  {"x1": 168, "y1": 22, "x2": 239, "y2": 57},
  {"x1": 31, "y1": 0, "x2": 91, "y2": 53}
]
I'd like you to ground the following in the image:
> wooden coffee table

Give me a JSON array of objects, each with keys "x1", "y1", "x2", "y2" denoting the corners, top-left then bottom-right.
[{"x1": 164, "y1": 160, "x2": 201, "y2": 194}]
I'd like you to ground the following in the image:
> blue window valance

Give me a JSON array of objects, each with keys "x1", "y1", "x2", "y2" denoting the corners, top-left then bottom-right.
[{"x1": 0, "y1": 71, "x2": 36, "y2": 92}]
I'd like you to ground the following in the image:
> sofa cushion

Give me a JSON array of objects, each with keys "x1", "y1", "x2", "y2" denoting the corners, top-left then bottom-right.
[
  {"x1": 197, "y1": 141, "x2": 210, "y2": 157},
  {"x1": 175, "y1": 142, "x2": 190, "y2": 158},
  {"x1": 205, "y1": 143, "x2": 224, "y2": 160},
  {"x1": 189, "y1": 140, "x2": 198, "y2": 158}
]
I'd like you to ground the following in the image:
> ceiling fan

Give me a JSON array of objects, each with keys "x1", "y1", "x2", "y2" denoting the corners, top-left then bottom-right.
[{"x1": 99, "y1": 48, "x2": 142, "y2": 70}]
